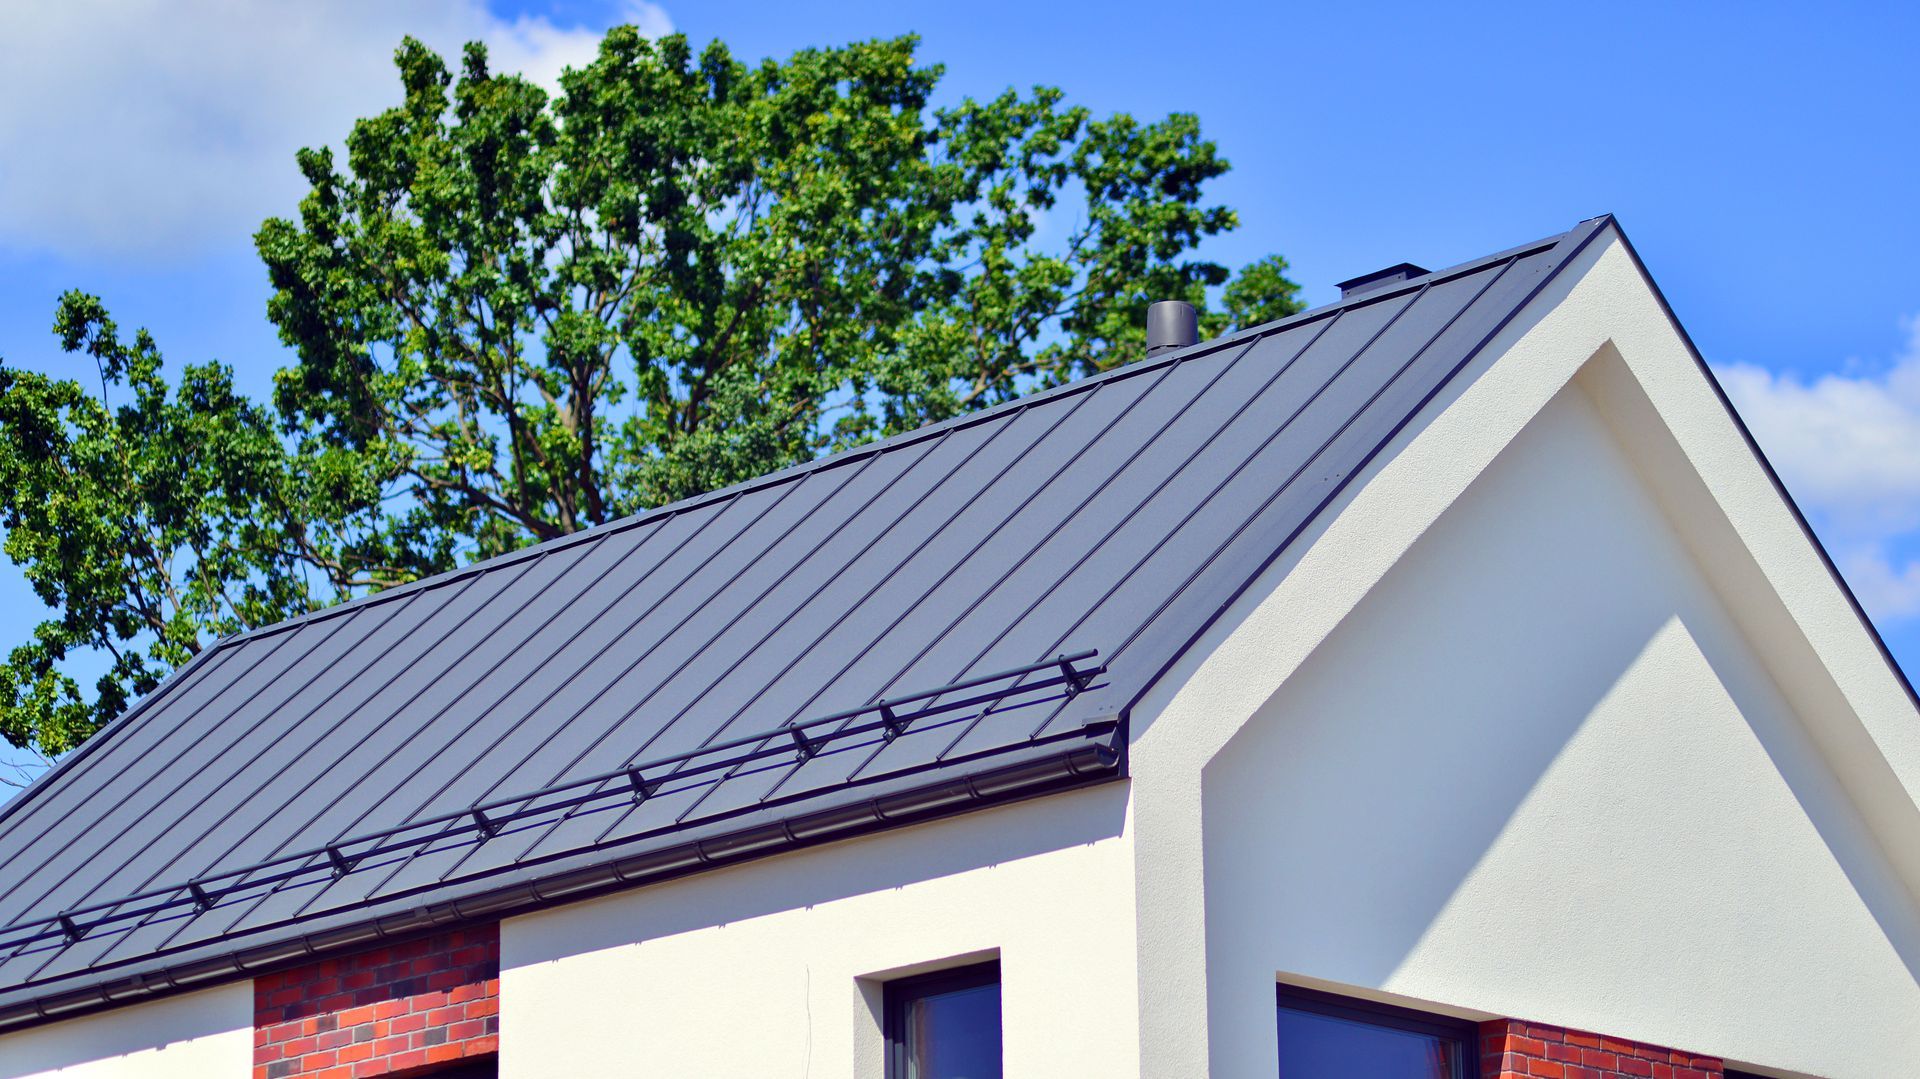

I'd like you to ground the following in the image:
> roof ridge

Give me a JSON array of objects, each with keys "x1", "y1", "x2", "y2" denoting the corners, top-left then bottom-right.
[
  {"x1": 0, "y1": 219, "x2": 1607, "y2": 1028},
  {"x1": 1110, "y1": 216, "x2": 1613, "y2": 723},
  {"x1": 0, "y1": 222, "x2": 1583, "y2": 829},
  {"x1": 212, "y1": 225, "x2": 1578, "y2": 651}
]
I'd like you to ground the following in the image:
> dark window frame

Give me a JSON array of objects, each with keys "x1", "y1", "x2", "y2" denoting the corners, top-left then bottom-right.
[
  {"x1": 396, "y1": 1059, "x2": 498, "y2": 1079},
  {"x1": 1277, "y1": 983, "x2": 1480, "y2": 1079},
  {"x1": 391, "y1": 1058, "x2": 498, "y2": 1079},
  {"x1": 884, "y1": 960, "x2": 1002, "y2": 1079}
]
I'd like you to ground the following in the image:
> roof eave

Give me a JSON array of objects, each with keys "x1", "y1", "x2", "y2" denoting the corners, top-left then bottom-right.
[{"x1": 0, "y1": 732, "x2": 1121, "y2": 1035}]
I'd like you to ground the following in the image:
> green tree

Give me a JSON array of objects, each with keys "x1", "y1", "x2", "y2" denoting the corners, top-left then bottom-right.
[
  {"x1": 0, "y1": 296, "x2": 306, "y2": 754},
  {"x1": 0, "y1": 27, "x2": 1300, "y2": 758}
]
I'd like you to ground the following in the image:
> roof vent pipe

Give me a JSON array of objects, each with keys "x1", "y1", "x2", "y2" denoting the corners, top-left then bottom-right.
[{"x1": 1145, "y1": 300, "x2": 1198, "y2": 356}]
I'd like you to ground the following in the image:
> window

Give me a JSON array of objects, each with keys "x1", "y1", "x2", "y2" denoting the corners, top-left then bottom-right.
[
  {"x1": 1277, "y1": 985, "x2": 1477, "y2": 1079},
  {"x1": 885, "y1": 961, "x2": 1002, "y2": 1079}
]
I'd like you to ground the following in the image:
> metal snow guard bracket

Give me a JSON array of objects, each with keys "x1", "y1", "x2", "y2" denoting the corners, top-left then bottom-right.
[{"x1": 0, "y1": 650, "x2": 1107, "y2": 953}]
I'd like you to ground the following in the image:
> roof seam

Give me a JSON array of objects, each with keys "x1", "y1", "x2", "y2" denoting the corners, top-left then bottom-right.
[
  {"x1": 161, "y1": 233, "x2": 1572, "y2": 652},
  {"x1": 97, "y1": 541, "x2": 622, "y2": 964},
  {"x1": 1106, "y1": 217, "x2": 1612, "y2": 725},
  {"x1": 826, "y1": 334, "x2": 1273, "y2": 785},
  {"x1": 910, "y1": 310, "x2": 1377, "y2": 765},
  {"x1": 0, "y1": 611, "x2": 374, "y2": 922},
  {"x1": 0, "y1": 732, "x2": 1119, "y2": 1016},
  {"x1": 677, "y1": 343, "x2": 1238, "y2": 812},
  {"x1": 0, "y1": 639, "x2": 240, "y2": 836},
  {"x1": 251, "y1": 483, "x2": 798, "y2": 921},
  {"x1": 518, "y1": 395, "x2": 1076, "y2": 853},
  {"x1": 301, "y1": 449, "x2": 929, "y2": 902},
  {"x1": 0, "y1": 658, "x2": 1107, "y2": 949},
  {"x1": 3, "y1": 231, "x2": 1574, "y2": 816},
  {"x1": 990, "y1": 292, "x2": 1378, "y2": 746},
  {"x1": 3, "y1": 574, "x2": 500, "y2": 977},
  {"x1": 0, "y1": 220, "x2": 1599, "y2": 1021},
  {"x1": 1092, "y1": 259, "x2": 1516, "y2": 684}
]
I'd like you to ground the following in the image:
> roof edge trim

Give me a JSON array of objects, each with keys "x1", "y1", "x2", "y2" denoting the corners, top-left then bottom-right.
[
  {"x1": 1112, "y1": 215, "x2": 1618, "y2": 723},
  {"x1": 1603, "y1": 220, "x2": 1920, "y2": 714},
  {"x1": 14, "y1": 228, "x2": 1584, "y2": 796},
  {"x1": 0, "y1": 642, "x2": 236, "y2": 833},
  {"x1": 0, "y1": 735, "x2": 1121, "y2": 1034},
  {"x1": 175, "y1": 234, "x2": 1578, "y2": 653},
  {"x1": 0, "y1": 652, "x2": 1108, "y2": 949}
]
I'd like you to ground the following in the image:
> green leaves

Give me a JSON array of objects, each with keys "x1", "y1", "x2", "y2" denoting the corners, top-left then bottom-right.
[
  {"x1": 0, "y1": 295, "x2": 306, "y2": 753},
  {"x1": 0, "y1": 27, "x2": 1302, "y2": 757}
]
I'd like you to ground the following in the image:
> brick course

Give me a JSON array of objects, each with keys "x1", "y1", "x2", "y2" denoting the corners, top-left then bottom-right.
[
  {"x1": 1481, "y1": 1019, "x2": 1723, "y2": 1079},
  {"x1": 253, "y1": 925, "x2": 499, "y2": 1079}
]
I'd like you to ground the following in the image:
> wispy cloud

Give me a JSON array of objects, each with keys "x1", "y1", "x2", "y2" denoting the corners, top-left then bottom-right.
[
  {"x1": 0, "y1": 0, "x2": 670, "y2": 262},
  {"x1": 1716, "y1": 315, "x2": 1920, "y2": 623}
]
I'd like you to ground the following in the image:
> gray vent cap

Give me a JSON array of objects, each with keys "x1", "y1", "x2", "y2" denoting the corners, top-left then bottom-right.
[{"x1": 1145, "y1": 300, "x2": 1198, "y2": 355}]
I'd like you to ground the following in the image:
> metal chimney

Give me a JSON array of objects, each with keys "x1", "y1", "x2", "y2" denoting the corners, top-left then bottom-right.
[{"x1": 1145, "y1": 300, "x2": 1198, "y2": 356}]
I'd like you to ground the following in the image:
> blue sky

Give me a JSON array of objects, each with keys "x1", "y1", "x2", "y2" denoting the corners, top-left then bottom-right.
[{"x1": 1, "y1": 1, "x2": 1917, "y2": 781}]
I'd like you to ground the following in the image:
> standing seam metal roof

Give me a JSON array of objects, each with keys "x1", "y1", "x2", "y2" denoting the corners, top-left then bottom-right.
[{"x1": 0, "y1": 217, "x2": 1611, "y2": 1028}]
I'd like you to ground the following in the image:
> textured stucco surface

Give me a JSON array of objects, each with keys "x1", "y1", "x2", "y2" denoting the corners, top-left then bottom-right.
[
  {"x1": 0, "y1": 983, "x2": 251, "y2": 1078},
  {"x1": 499, "y1": 783, "x2": 1136, "y2": 1079},
  {"x1": 1128, "y1": 235, "x2": 1920, "y2": 1079},
  {"x1": 1204, "y1": 383, "x2": 1920, "y2": 1077},
  {"x1": 7, "y1": 230, "x2": 1918, "y2": 1079}
]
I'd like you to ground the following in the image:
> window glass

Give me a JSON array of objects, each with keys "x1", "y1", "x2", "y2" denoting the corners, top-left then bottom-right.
[
  {"x1": 886, "y1": 962, "x2": 1002, "y2": 1079},
  {"x1": 1277, "y1": 987, "x2": 1471, "y2": 1079}
]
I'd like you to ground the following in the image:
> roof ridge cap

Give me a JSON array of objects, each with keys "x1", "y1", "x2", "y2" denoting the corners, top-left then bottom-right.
[
  {"x1": 236, "y1": 226, "x2": 1579, "y2": 644},
  {"x1": 39, "y1": 221, "x2": 1592, "y2": 771}
]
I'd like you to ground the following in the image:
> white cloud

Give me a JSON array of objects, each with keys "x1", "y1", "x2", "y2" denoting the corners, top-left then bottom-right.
[
  {"x1": 1716, "y1": 315, "x2": 1920, "y2": 623},
  {"x1": 1831, "y1": 551, "x2": 1920, "y2": 622},
  {"x1": 0, "y1": 0, "x2": 670, "y2": 261}
]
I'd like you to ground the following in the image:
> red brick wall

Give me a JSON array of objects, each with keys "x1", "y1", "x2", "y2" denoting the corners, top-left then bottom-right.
[
  {"x1": 1481, "y1": 1019, "x2": 1723, "y2": 1079},
  {"x1": 253, "y1": 925, "x2": 499, "y2": 1079}
]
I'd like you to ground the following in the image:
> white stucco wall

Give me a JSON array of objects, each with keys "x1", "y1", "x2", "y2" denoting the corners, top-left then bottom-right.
[
  {"x1": 1125, "y1": 232, "x2": 1920, "y2": 1079},
  {"x1": 499, "y1": 782, "x2": 1136, "y2": 1079},
  {"x1": 0, "y1": 983, "x2": 251, "y2": 1079},
  {"x1": 12, "y1": 231, "x2": 1920, "y2": 1079},
  {"x1": 1199, "y1": 381, "x2": 1920, "y2": 1077}
]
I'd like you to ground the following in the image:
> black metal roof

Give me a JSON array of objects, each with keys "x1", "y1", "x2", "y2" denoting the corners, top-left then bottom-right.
[{"x1": 0, "y1": 217, "x2": 1611, "y2": 1028}]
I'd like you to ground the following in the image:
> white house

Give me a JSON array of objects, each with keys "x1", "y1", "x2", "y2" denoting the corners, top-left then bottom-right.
[{"x1": 0, "y1": 216, "x2": 1914, "y2": 1079}]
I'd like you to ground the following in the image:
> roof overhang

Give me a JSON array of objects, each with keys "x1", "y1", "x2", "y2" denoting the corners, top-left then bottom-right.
[{"x1": 0, "y1": 731, "x2": 1119, "y2": 1032}]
